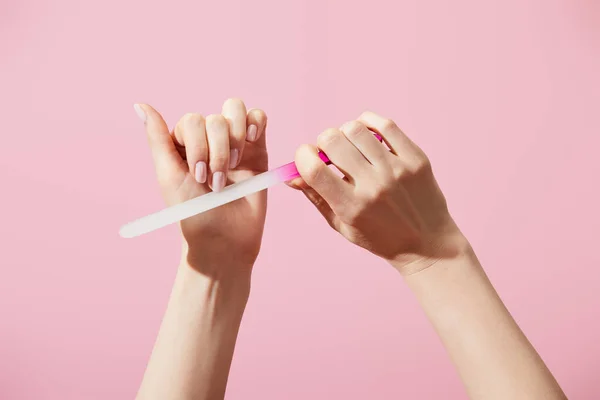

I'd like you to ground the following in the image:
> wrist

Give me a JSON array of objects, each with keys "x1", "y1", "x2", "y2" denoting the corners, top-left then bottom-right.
[
  {"x1": 389, "y1": 233, "x2": 475, "y2": 277},
  {"x1": 173, "y1": 261, "x2": 252, "y2": 317},
  {"x1": 398, "y1": 244, "x2": 482, "y2": 294},
  {"x1": 180, "y1": 242, "x2": 255, "y2": 282},
  {"x1": 175, "y1": 243, "x2": 254, "y2": 310}
]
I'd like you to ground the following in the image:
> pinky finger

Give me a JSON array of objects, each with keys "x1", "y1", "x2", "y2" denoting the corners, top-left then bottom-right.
[{"x1": 246, "y1": 108, "x2": 267, "y2": 146}]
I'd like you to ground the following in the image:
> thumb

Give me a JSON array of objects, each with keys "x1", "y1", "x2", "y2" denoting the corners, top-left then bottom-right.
[
  {"x1": 287, "y1": 177, "x2": 340, "y2": 230},
  {"x1": 285, "y1": 177, "x2": 304, "y2": 191},
  {"x1": 134, "y1": 103, "x2": 185, "y2": 182}
]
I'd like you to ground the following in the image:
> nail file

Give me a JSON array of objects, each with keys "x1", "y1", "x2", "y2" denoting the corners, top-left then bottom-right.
[
  {"x1": 119, "y1": 134, "x2": 383, "y2": 238},
  {"x1": 119, "y1": 161, "x2": 300, "y2": 238}
]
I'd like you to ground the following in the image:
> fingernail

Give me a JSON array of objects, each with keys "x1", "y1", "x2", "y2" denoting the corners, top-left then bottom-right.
[
  {"x1": 247, "y1": 124, "x2": 258, "y2": 142},
  {"x1": 195, "y1": 162, "x2": 207, "y2": 183},
  {"x1": 212, "y1": 171, "x2": 226, "y2": 192},
  {"x1": 133, "y1": 104, "x2": 146, "y2": 122},
  {"x1": 230, "y1": 149, "x2": 239, "y2": 168}
]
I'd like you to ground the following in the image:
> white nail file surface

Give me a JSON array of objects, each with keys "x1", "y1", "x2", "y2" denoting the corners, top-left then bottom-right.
[{"x1": 119, "y1": 170, "x2": 282, "y2": 238}]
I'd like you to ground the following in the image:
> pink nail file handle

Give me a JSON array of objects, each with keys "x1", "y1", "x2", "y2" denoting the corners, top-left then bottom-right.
[{"x1": 275, "y1": 133, "x2": 383, "y2": 181}]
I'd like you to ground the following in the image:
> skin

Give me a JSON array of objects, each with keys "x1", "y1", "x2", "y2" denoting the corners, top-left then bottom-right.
[
  {"x1": 134, "y1": 99, "x2": 268, "y2": 400},
  {"x1": 288, "y1": 113, "x2": 567, "y2": 400},
  {"x1": 134, "y1": 102, "x2": 567, "y2": 400}
]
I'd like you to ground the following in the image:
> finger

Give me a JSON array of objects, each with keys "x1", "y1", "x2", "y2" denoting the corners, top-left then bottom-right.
[
  {"x1": 134, "y1": 103, "x2": 185, "y2": 181},
  {"x1": 295, "y1": 144, "x2": 352, "y2": 209},
  {"x1": 285, "y1": 177, "x2": 304, "y2": 191},
  {"x1": 357, "y1": 111, "x2": 425, "y2": 167},
  {"x1": 205, "y1": 114, "x2": 230, "y2": 192},
  {"x1": 174, "y1": 113, "x2": 208, "y2": 184},
  {"x1": 339, "y1": 120, "x2": 391, "y2": 168},
  {"x1": 301, "y1": 186, "x2": 340, "y2": 230},
  {"x1": 221, "y1": 98, "x2": 247, "y2": 169},
  {"x1": 246, "y1": 108, "x2": 267, "y2": 147},
  {"x1": 285, "y1": 176, "x2": 339, "y2": 228},
  {"x1": 316, "y1": 128, "x2": 372, "y2": 183}
]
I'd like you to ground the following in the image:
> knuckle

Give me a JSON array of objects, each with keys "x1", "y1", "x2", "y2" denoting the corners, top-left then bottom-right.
[
  {"x1": 317, "y1": 128, "x2": 342, "y2": 147},
  {"x1": 303, "y1": 161, "x2": 325, "y2": 183},
  {"x1": 358, "y1": 110, "x2": 374, "y2": 120},
  {"x1": 407, "y1": 155, "x2": 432, "y2": 175},
  {"x1": 380, "y1": 118, "x2": 397, "y2": 132},
  {"x1": 322, "y1": 127, "x2": 341, "y2": 137},
  {"x1": 210, "y1": 153, "x2": 228, "y2": 167},
  {"x1": 232, "y1": 131, "x2": 246, "y2": 142},
  {"x1": 182, "y1": 113, "x2": 205, "y2": 128},
  {"x1": 391, "y1": 164, "x2": 409, "y2": 181},
  {"x1": 294, "y1": 144, "x2": 310, "y2": 160},
  {"x1": 380, "y1": 173, "x2": 397, "y2": 190},
  {"x1": 229, "y1": 126, "x2": 245, "y2": 141},
  {"x1": 191, "y1": 141, "x2": 208, "y2": 155},
  {"x1": 341, "y1": 121, "x2": 366, "y2": 138},
  {"x1": 391, "y1": 156, "x2": 431, "y2": 180},
  {"x1": 295, "y1": 145, "x2": 325, "y2": 183},
  {"x1": 206, "y1": 113, "x2": 226, "y2": 126},
  {"x1": 294, "y1": 144, "x2": 313, "y2": 163},
  {"x1": 415, "y1": 155, "x2": 432, "y2": 173}
]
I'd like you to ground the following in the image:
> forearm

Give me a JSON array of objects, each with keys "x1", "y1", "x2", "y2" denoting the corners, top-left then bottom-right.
[
  {"x1": 137, "y1": 259, "x2": 251, "y2": 400},
  {"x1": 399, "y1": 247, "x2": 566, "y2": 400}
]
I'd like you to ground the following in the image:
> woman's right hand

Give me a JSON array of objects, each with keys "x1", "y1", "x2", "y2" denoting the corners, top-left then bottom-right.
[
  {"x1": 289, "y1": 111, "x2": 469, "y2": 275},
  {"x1": 291, "y1": 112, "x2": 567, "y2": 400}
]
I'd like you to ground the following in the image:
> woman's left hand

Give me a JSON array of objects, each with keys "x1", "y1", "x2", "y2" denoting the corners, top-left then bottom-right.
[{"x1": 134, "y1": 99, "x2": 269, "y2": 274}]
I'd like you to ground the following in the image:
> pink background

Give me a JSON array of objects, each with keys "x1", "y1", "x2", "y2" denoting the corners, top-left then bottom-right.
[{"x1": 1, "y1": 0, "x2": 599, "y2": 398}]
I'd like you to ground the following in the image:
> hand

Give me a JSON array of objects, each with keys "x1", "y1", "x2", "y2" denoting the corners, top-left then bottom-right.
[
  {"x1": 134, "y1": 99, "x2": 268, "y2": 273},
  {"x1": 289, "y1": 111, "x2": 468, "y2": 274}
]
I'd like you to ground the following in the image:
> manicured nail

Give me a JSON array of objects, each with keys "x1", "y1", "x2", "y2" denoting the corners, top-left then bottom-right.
[
  {"x1": 212, "y1": 171, "x2": 226, "y2": 192},
  {"x1": 195, "y1": 161, "x2": 207, "y2": 183},
  {"x1": 133, "y1": 104, "x2": 146, "y2": 122},
  {"x1": 230, "y1": 149, "x2": 239, "y2": 168},
  {"x1": 247, "y1": 124, "x2": 258, "y2": 142}
]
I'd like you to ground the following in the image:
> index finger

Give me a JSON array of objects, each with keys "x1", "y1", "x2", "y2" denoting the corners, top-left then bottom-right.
[{"x1": 294, "y1": 144, "x2": 352, "y2": 210}]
